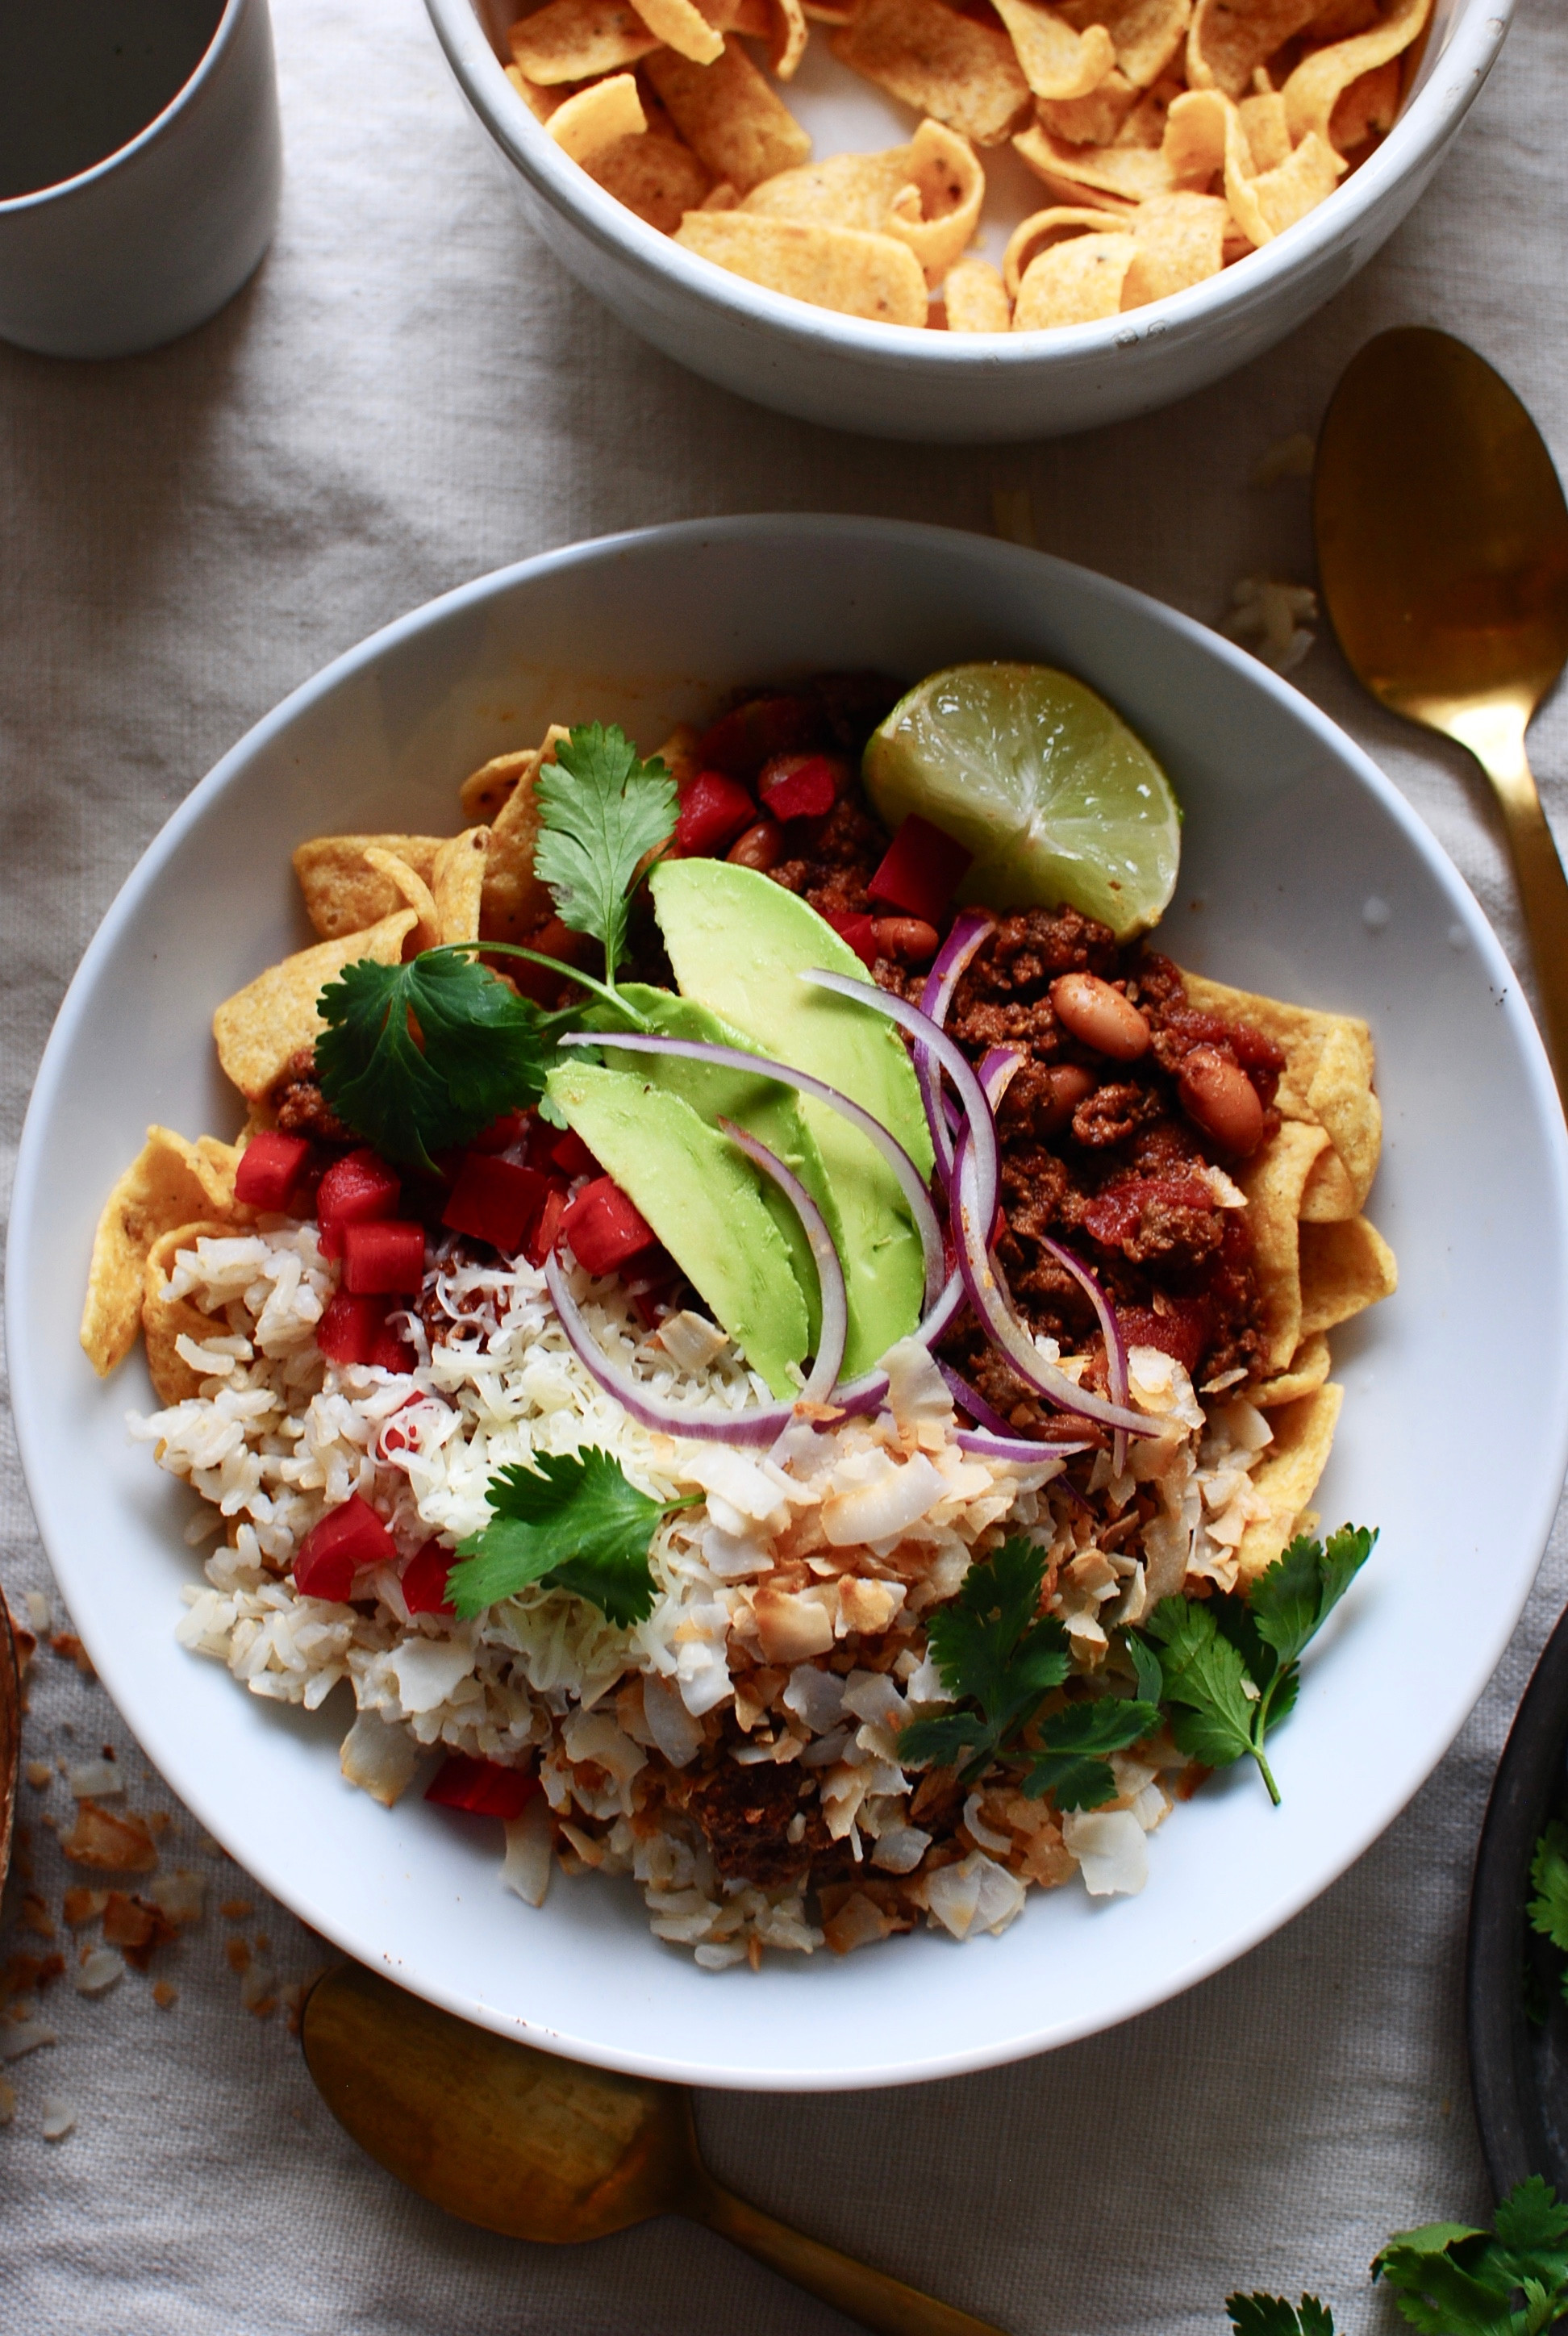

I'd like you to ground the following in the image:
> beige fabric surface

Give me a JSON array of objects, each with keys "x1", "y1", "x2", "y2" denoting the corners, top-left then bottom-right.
[{"x1": 2, "y1": 0, "x2": 1566, "y2": 2326}]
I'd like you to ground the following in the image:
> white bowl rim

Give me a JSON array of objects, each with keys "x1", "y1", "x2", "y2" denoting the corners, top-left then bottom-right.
[
  {"x1": 0, "y1": 0, "x2": 248, "y2": 217},
  {"x1": 11, "y1": 511, "x2": 1568, "y2": 2089},
  {"x1": 423, "y1": 0, "x2": 1514, "y2": 371}
]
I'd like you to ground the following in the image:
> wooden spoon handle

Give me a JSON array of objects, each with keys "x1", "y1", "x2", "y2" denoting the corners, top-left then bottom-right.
[
  {"x1": 1457, "y1": 706, "x2": 1568, "y2": 1103},
  {"x1": 686, "y1": 2174, "x2": 1010, "y2": 2336}
]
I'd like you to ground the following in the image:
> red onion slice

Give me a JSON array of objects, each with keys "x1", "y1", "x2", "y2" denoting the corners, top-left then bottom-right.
[
  {"x1": 951, "y1": 1128, "x2": 1154, "y2": 1439},
  {"x1": 915, "y1": 908, "x2": 995, "y2": 1184},
  {"x1": 1036, "y1": 1232, "x2": 1132, "y2": 1477},
  {"x1": 937, "y1": 1362, "x2": 1018, "y2": 1438},
  {"x1": 544, "y1": 1249, "x2": 797, "y2": 1445},
  {"x1": 561, "y1": 1029, "x2": 945, "y2": 1310},
  {"x1": 715, "y1": 1118, "x2": 845, "y2": 1404},
  {"x1": 955, "y1": 1429, "x2": 1091, "y2": 1466},
  {"x1": 541, "y1": 1120, "x2": 848, "y2": 1444},
  {"x1": 795, "y1": 969, "x2": 1002, "y2": 1235}
]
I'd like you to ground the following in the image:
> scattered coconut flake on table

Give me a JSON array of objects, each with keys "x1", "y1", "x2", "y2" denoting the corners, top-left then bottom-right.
[
  {"x1": 73, "y1": 1946, "x2": 125, "y2": 1996},
  {"x1": 1, "y1": 2018, "x2": 57, "y2": 2062},
  {"x1": 1224, "y1": 577, "x2": 1318, "y2": 674},
  {"x1": 0, "y1": 2075, "x2": 16, "y2": 2125},
  {"x1": 40, "y1": 2094, "x2": 77, "y2": 2142},
  {"x1": 66, "y1": 1758, "x2": 123, "y2": 1799}
]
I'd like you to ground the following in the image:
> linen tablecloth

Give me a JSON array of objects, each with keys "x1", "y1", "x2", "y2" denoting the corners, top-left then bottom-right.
[{"x1": 2, "y1": 1, "x2": 1566, "y2": 2325}]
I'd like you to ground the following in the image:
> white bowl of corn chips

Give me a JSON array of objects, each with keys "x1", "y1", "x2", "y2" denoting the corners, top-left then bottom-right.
[
  {"x1": 12, "y1": 515, "x2": 1568, "y2": 2088},
  {"x1": 424, "y1": 0, "x2": 1510, "y2": 439}
]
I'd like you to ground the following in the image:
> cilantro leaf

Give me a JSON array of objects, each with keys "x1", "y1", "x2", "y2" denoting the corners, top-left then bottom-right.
[
  {"x1": 1227, "y1": 2296, "x2": 1335, "y2": 2336},
  {"x1": 1145, "y1": 1596, "x2": 1261, "y2": 1775},
  {"x1": 899, "y1": 1538, "x2": 1070, "y2": 1784},
  {"x1": 534, "y1": 724, "x2": 677, "y2": 984},
  {"x1": 1529, "y1": 1823, "x2": 1568, "y2": 1970},
  {"x1": 1128, "y1": 1632, "x2": 1165, "y2": 1708},
  {"x1": 1374, "y1": 2180, "x2": 1568, "y2": 2336},
  {"x1": 447, "y1": 1449, "x2": 694, "y2": 1628},
  {"x1": 1251, "y1": 1525, "x2": 1375, "y2": 1672},
  {"x1": 315, "y1": 947, "x2": 553, "y2": 1173},
  {"x1": 1023, "y1": 1696, "x2": 1161, "y2": 1809}
]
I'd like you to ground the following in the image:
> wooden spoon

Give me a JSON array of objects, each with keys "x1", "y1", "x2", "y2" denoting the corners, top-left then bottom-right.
[
  {"x1": 1314, "y1": 327, "x2": 1568, "y2": 1097},
  {"x1": 302, "y1": 1960, "x2": 1008, "y2": 2336}
]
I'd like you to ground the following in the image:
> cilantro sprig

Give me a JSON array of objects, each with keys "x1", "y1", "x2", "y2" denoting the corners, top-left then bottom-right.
[
  {"x1": 1374, "y1": 2175, "x2": 1568, "y2": 2333},
  {"x1": 899, "y1": 1539, "x2": 1160, "y2": 1812},
  {"x1": 1143, "y1": 1525, "x2": 1374, "y2": 1806},
  {"x1": 446, "y1": 1448, "x2": 699, "y2": 1628},
  {"x1": 1227, "y1": 2299, "x2": 1335, "y2": 2336},
  {"x1": 1530, "y1": 1823, "x2": 1568, "y2": 2011},
  {"x1": 315, "y1": 947, "x2": 558, "y2": 1173},
  {"x1": 314, "y1": 722, "x2": 674, "y2": 1164},
  {"x1": 534, "y1": 723, "x2": 678, "y2": 986}
]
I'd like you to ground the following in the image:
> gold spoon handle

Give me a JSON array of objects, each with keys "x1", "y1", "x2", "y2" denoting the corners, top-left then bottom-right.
[
  {"x1": 1449, "y1": 702, "x2": 1568, "y2": 1102},
  {"x1": 687, "y1": 2174, "x2": 1011, "y2": 2336}
]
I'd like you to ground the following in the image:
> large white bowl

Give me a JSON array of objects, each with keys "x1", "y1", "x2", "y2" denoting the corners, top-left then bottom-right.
[
  {"x1": 423, "y1": 0, "x2": 1511, "y2": 441},
  {"x1": 11, "y1": 515, "x2": 1568, "y2": 2090}
]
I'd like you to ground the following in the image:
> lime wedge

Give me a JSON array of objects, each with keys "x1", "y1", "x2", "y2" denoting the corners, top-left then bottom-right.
[{"x1": 862, "y1": 662, "x2": 1182, "y2": 941}]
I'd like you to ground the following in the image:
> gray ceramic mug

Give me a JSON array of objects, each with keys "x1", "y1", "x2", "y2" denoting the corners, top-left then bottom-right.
[{"x1": 0, "y1": 0, "x2": 282, "y2": 360}]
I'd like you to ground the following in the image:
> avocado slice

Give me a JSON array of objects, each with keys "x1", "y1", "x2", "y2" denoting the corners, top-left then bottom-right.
[
  {"x1": 648, "y1": 860, "x2": 933, "y2": 1379},
  {"x1": 545, "y1": 1059, "x2": 808, "y2": 1400},
  {"x1": 607, "y1": 984, "x2": 847, "y2": 1353}
]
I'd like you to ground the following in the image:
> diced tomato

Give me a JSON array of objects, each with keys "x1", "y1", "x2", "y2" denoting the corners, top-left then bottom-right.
[
  {"x1": 468, "y1": 1109, "x2": 533, "y2": 1154},
  {"x1": 1115, "y1": 1301, "x2": 1209, "y2": 1377},
  {"x1": 424, "y1": 1754, "x2": 535, "y2": 1821},
  {"x1": 1082, "y1": 1175, "x2": 1215, "y2": 1250},
  {"x1": 822, "y1": 908, "x2": 880, "y2": 970},
  {"x1": 316, "y1": 1148, "x2": 401, "y2": 1260},
  {"x1": 342, "y1": 1219, "x2": 427, "y2": 1295},
  {"x1": 508, "y1": 916, "x2": 599, "y2": 1006},
  {"x1": 527, "y1": 1185, "x2": 567, "y2": 1267},
  {"x1": 400, "y1": 1542, "x2": 456, "y2": 1616},
  {"x1": 869, "y1": 815, "x2": 973, "y2": 926},
  {"x1": 234, "y1": 1131, "x2": 311, "y2": 1212},
  {"x1": 317, "y1": 1291, "x2": 387, "y2": 1366},
  {"x1": 443, "y1": 1153, "x2": 549, "y2": 1254},
  {"x1": 550, "y1": 1128, "x2": 598, "y2": 1179},
  {"x1": 695, "y1": 695, "x2": 819, "y2": 779},
  {"x1": 369, "y1": 1317, "x2": 416, "y2": 1372},
  {"x1": 561, "y1": 1175, "x2": 656, "y2": 1275},
  {"x1": 294, "y1": 1494, "x2": 396, "y2": 1600},
  {"x1": 759, "y1": 753, "x2": 836, "y2": 822},
  {"x1": 676, "y1": 771, "x2": 757, "y2": 857}
]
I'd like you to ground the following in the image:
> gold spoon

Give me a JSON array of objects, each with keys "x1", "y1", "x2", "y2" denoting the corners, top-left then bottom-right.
[
  {"x1": 1314, "y1": 327, "x2": 1568, "y2": 1098},
  {"x1": 302, "y1": 1960, "x2": 1008, "y2": 2336}
]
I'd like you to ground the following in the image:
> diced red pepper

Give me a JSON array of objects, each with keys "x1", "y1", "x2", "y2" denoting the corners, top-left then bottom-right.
[
  {"x1": 400, "y1": 1542, "x2": 456, "y2": 1616},
  {"x1": 822, "y1": 908, "x2": 880, "y2": 970},
  {"x1": 443, "y1": 1153, "x2": 549, "y2": 1254},
  {"x1": 294, "y1": 1494, "x2": 396, "y2": 1600},
  {"x1": 527, "y1": 1185, "x2": 567, "y2": 1267},
  {"x1": 342, "y1": 1219, "x2": 427, "y2": 1295},
  {"x1": 695, "y1": 695, "x2": 819, "y2": 779},
  {"x1": 234, "y1": 1131, "x2": 311, "y2": 1213},
  {"x1": 316, "y1": 1148, "x2": 401, "y2": 1260},
  {"x1": 676, "y1": 771, "x2": 757, "y2": 857},
  {"x1": 759, "y1": 753, "x2": 836, "y2": 823},
  {"x1": 317, "y1": 1291, "x2": 387, "y2": 1366},
  {"x1": 1115, "y1": 1300, "x2": 1209, "y2": 1377},
  {"x1": 869, "y1": 815, "x2": 973, "y2": 927},
  {"x1": 469, "y1": 1109, "x2": 533, "y2": 1154},
  {"x1": 369, "y1": 1317, "x2": 415, "y2": 1372},
  {"x1": 423, "y1": 1754, "x2": 535, "y2": 1821},
  {"x1": 550, "y1": 1128, "x2": 598, "y2": 1179},
  {"x1": 561, "y1": 1175, "x2": 656, "y2": 1276}
]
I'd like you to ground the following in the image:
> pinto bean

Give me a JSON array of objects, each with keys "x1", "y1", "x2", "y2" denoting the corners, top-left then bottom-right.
[
  {"x1": 727, "y1": 818, "x2": 783, "y2": 872},
  {"x1": 1049, "y1": 972, "x2": 1150, "y2": 1062},
  {"x1": 1178, "y1": 1045, "x2": 1265, "y2": 1156},
  {"x1": 871, "y1": 916, "x2": 939, "y2": 964},
  {"x1": 1043, "y1": 1062, "x2": 1097, "y2": 1131}
]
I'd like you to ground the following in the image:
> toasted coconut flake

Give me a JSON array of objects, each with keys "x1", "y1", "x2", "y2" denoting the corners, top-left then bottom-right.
[
  {"x1": 925, "y1": 1850, "x2": 1028, "y2": 1938},
  {"x1": 74, "y1": 1946, "x2": 126, "y2": 1996},
  {"x1": 40, "y1": 2094, "x2": 77, "y2": 2142},
  {"x1": 340, "y1": 1709, "x2": 420, "y2": 1808},
  {"x1": 501, "y1": 1794, "x2": 556, "y2": 1908},
  {"x1": 0, "y1": 2018, "x2": 57, "y2": 2063},
  {"x1": 61, "y1": 1800, "x2": 158, "y2": 1875},
  {"x1": 1062, "y1": 1806, "x2": 1149, "y2": 1893}
]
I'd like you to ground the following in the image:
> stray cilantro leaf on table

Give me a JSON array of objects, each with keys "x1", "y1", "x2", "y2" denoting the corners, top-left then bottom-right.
[
  {"x1": 899, "y1": 1538, "x2": 1157, "y2": 1809},
  {"x1": 315, "y1": 947, "x2": 555, "y2": 1173},
  {"x1": 1141, "y1": 1525, "x2": 1375, "y2": 1806},
  {"x1": 1374, "y1": 2175, "x2": 1568, "y2": 2334},
  {"x1": 446, "y1": 1448, "x2": 698, "y2": 1628},
  {"x1": 534, "y1": 723, "x2": 678, "y2": 986},
  {"x1": 1227, "y1": 2296, "x2": 1335, "y2": 2335}
]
